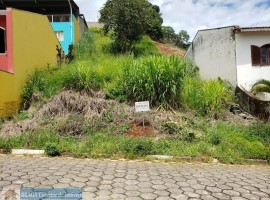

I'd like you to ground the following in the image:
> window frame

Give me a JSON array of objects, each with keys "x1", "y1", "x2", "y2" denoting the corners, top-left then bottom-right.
[
  {"x1": 0, "y1": 26, "x2": 6, "y2": 55},
  {"x1": 251, "y1": 44, "x2": 270, "y2": 67}
]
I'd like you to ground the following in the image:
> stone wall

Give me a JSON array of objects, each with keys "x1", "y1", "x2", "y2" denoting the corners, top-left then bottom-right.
[{"x1": 236, "y1": 86, "x2": 270, "y2": 121}]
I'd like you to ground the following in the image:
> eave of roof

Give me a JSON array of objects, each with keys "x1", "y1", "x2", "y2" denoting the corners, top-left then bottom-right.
[
  {"x1": 238, "y1": 26, "x2": 270, "y2": 32},
  {"x1": 0, "y1": 0, "x2": 80, "y2": 16}
]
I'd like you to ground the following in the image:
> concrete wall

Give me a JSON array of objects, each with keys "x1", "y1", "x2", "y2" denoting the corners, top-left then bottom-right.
[
  {"x1": 78, "y1": 16, "x2": 87, "y2": 38},
  {"x1": 185, "y1": 27, "x2": 237, "y2": 87},
  {"x1": 235, "y1": 32, "x2": 270, "y2": 90},
  {"x1": 0, "y1": 9, "x2": 60, "y2": 118},
  {"x1": 236, "y1": 86, "x2": 270, "y2": 121}
]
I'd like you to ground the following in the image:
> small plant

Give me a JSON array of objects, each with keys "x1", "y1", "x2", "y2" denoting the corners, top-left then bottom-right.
[
  {"x1": 250, "y1": 79, "x2": 270, "y2": 95},
  {"x1": 209, "y1": 134, "x2": 222, "y2": 145},
  {"x1": 45, "y1": 143, "x2": 60, "y2": 157},
  {"x1": 163, "y1": 121, "x2": 182, "y2": 134},
  {"x1": 22, "y1": 70, "x2": 47, "y2": 109},
  {"x1": 118, "y1": 124, "x2": 132, "y2": 135}
]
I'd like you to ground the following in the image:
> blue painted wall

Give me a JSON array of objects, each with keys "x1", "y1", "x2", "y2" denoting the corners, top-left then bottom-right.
[{"x1": 50, "y1": 16, "x2": 75, "y2": 54}]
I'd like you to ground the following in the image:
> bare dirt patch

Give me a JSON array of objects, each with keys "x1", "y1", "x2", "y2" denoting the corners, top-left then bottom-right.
[
  {"x1": 125, "y1": 120, "x2": 154, "y2": 138},
  {"x1": 155, "y1": 42, "x2": 186, "y2": 57}
]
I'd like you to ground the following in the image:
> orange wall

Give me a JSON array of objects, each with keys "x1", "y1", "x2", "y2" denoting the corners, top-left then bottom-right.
[{"x1": 0, "y1": 9, "x2": 60, "y2": 118}]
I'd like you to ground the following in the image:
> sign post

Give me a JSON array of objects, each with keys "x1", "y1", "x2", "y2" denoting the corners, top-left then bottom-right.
[{"x1": 135, "y1": 101, "x2": 150, "y2": 129}]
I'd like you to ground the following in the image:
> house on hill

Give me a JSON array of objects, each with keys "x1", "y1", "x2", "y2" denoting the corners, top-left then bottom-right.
[
  {"x1": 0, "y1": 0, "x2": 87, "y2": 118},
  {"x1": 185, "y1": 26, "x2": 270, "y2": 91}
]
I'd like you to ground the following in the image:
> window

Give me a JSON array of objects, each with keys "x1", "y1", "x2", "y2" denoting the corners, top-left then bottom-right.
[
  {"x1": 55, "y1": 31, "x2": 64, "y2": 42},
  {"x1": 251, "y1": 44, "x2": 270, "y2": 66},
  {"x1": 0, "y1": 27, "x2": 6, "y2": 54}
]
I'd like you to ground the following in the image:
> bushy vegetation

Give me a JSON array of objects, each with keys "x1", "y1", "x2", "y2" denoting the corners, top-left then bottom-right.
[
  {"x1": 120, "y1": 56, "x2": 198, "y2": 108},
  {"x1": 182, "y1": 77, "x2": 234, "y2": 117},
  {"x1": 251, "y1": 79, "x2": 270, "y2": 95}
]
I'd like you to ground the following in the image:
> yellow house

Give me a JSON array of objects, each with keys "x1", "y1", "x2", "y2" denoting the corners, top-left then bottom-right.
[{"x1": 0, "y1": 1, "x2": 87, "y2": 118}]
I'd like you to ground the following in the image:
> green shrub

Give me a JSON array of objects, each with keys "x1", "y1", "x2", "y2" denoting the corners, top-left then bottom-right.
[
  {"x1": 182, "y1": 78, "x2": 234, "y2": 117},
  {"x1": 250, "y1": 79, "x2": 270, "y2": 95},
  {"x1": 132, "y1": 36, "x2": 160, "y2": 57},
  {"x1": 45, "y1": 143, "x2": 60, "y2": 157},
  {"x1": 120, "y1": 56, "x2": 198, "y2": 108},
  {"x1": 22, "y1": 70, "x2": 47, "y2": 109},
  {"x1": 163, "y1": 121, "x2": 182, "y2": 134}
]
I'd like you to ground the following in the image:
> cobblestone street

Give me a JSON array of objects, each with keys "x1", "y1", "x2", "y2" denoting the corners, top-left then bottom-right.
[{"x1": 0, "y1": 155, "x2": 270, "y2": 199}]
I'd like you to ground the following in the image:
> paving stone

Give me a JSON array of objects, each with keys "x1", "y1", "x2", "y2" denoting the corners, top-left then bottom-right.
[
  {"x1": 69, "y1": 181, "x2": 86, "y2": 188},
  {"x1": 242, "y1": 193, "x2": 261, "y2": 200},
  {"x1": 139, "y1": 187, "x2": 155, "y2": 193},
  {"x1": 125, "y1": 180, "x2": 139, "y2": 185},
  {"x1": 140, "y1": 193, "x2": 158, "y2": 200},
  {"x1": 98, "y1": 184, "x2": 113, "y2": 190},
  {"x1": 125, "y1": 185, "x2": 140, "y2": 191},
  {"x1": 73, "y1": 177, "x2": 88, "y2": 182},
  {"x1": 125, "y1": 190, "x2": 141, "y2": 197},
  {"x1": 12, "y1": 179, "x2": 29, "y2": 185},
  {"x1": 83, "y1": 186, "x2": 98, "y2": 192},
  {"x1": 111, "y1": 188, "x2": 126, "y2": 194},
  {"x1": 212, "y1": 193, "x2": 231, "y2": 199},
  {"x1": 170, "y1": 193, "x2": 189, "y2": 200},
  {"x1": 223, "y1": 190, "x2": 240, "y2": 196},
  {"x1": 152, "y1": 184, "x2": 168, "y2": 190},
  {"x1": 183, "y1": 192, "x2": 200, "y2": 198},
  {"x1": 52, "y1": 183, "x2": 70, "y2": 188},
  {"x1": 110, "y1": 193, "x2": 127, "y2": 199},
  {"x1": 201, "y1": 195, "x2": 218, "y2": 200},
  {"x1": 154, "y1": 190, "x2": 170, "y2": 197},
  {"x1": 86, "y1": 181, "x2": 100, "y2": 187}
]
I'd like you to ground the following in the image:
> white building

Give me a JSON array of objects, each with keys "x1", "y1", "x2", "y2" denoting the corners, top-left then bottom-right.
[{"x1": 185, "y1": 26, "x2": 270, "y2": 91}]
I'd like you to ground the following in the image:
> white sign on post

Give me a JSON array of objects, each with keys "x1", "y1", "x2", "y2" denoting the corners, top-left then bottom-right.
[{"x1": 135, "y1": 101, "x2": 150, "y2": 112}]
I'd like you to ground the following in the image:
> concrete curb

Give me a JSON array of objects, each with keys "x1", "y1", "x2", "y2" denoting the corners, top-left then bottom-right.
[{"x1": 11, "y1": 149, "x2": 44, "y2": 155}]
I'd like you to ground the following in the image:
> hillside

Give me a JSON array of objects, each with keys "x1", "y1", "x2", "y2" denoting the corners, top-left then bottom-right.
[{"x1": 155, "y1": 42, "x2": 186, "y2": 57}]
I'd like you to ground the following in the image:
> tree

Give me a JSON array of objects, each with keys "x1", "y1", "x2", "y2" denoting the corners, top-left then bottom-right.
[
  {"x1": 145, "y1": 4, "x2": 163, "y2": 41},
  {"x1": 176, "y1": 30, "x2": 190, "y2": 49},
  {"x1": 162, "y1": 26, "x2": 190, "y2": 50},
  {"x1": 99, "y1": 0, "x2": 163, "y2": 52},
  {"x1": 162, "y1": 26, "x2": 176, "y2": 44}
]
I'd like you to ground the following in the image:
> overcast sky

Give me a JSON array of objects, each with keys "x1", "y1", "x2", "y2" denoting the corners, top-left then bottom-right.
[{"x1": 74, "y1": 0, "x2": 270, "y2": 39}]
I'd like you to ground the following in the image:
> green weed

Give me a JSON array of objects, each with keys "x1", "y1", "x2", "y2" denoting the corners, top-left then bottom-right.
[{"x1": 182, "y1": 78, "x2": 234, "y2": 117}]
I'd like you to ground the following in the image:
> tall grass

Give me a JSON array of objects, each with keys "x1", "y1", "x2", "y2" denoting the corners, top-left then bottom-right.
[
  {"x1": 181, "y1": 78, "x2": 234, "y2": 117},
  {"x1": 120, "y1": 56, "x2": 198, "y2": 108},
  {"x1": 64, "y1": 62, "x2": 105, "y2": 92},
  {"x1": 73, "y1": 30, "x2": 96, "y2": 60}
]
